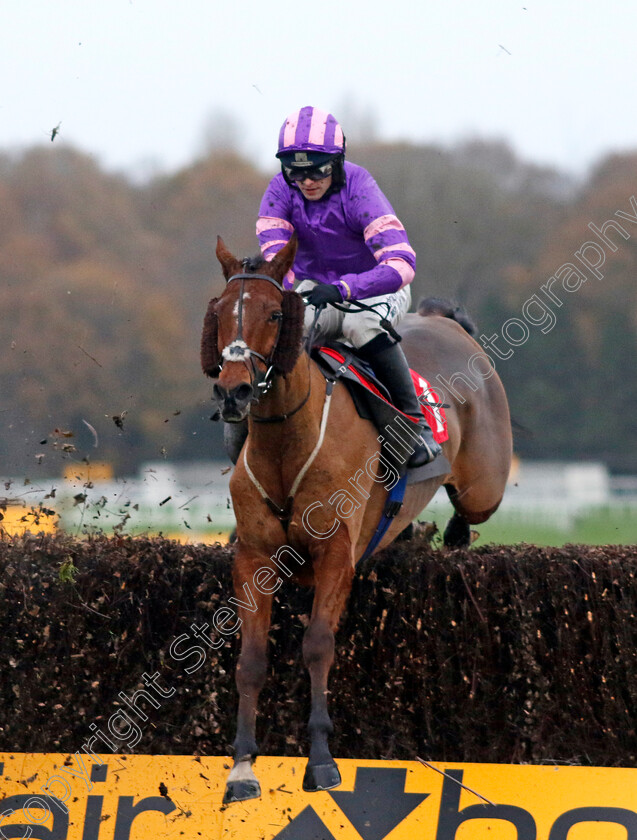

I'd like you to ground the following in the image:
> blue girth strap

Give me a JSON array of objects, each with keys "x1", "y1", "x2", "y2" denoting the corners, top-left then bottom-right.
[{"x1": 358, "y1": 472, "x2": 408, "y2": 564}]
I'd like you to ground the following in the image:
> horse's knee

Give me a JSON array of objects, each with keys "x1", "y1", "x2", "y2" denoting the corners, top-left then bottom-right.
[
  {"x1": 236, "y1": 648, "x2": 268, "y2": 691},
  {"x1": 302, "y1": 621, "x2": 335, "y2": 670}
]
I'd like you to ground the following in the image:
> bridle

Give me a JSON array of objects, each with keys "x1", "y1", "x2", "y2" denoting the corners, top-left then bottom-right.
[
  {"x1": 219, "y1": 269, "x2": 311, "y2": 423},
  {"x1": 215, "y1": 268, "x2": 332, "y2": 524},
  {"x1": 220, "y1": 271, "x2": 283, "y2": 395}
]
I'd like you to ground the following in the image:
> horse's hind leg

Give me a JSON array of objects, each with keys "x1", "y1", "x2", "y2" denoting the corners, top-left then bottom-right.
[
  {"x1": 302, "y1": 534, "x2": 354, "y2": 792},
  {"x1": 444, "y1": 461, "x2": 508, "y2": 548},
  {"x1": 443, "y1": 481, "x2": 502, "y2": 548},
  {"x1": 396, "y1": 522, "x2": 414, "y2": 541},
  {"x1": 443, "y1": 392, "x2": 511, "y2": 547},
  {"x1": 443, "y1": 509, "x2": 471, "y2": 547}
]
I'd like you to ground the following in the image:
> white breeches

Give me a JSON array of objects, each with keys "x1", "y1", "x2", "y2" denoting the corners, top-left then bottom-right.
[{"x1": 297, "y1": 280, "x2": 412, "y2": 348}]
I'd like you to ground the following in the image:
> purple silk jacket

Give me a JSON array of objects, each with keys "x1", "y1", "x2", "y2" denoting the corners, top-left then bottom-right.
[{"x1": 256, "y1": 161, "x2": 416, "y2": 301}]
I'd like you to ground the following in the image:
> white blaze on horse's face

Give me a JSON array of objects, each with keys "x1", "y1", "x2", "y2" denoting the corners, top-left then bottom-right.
[
  {"x1": 221, "y1": 291, "x2": 255, "y2": 364},
  {"x1": 215, "y1": 282, "x2": 284, "y2": 409},
  {"x1": 233, "y1": 291, "x2": 250, "y2": 320}
]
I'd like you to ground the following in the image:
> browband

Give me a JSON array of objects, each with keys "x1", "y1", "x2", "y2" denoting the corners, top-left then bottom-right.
[{"x1": 227, "y1": 272, "x2": 284, "y2": 292}]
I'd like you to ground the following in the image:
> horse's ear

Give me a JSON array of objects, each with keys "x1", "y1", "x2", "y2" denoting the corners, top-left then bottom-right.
[
  {"x1": 201, "y1": 297, "x2": 221, "y2": 377},
  {"x1": 270, "y1": 290, "x2": 305, "y2": 375},
  {"x1": 269, "y1": 233, "x2": 298, "y2": 283},
  {"x1": 216, "y1": 236, "x2": 242, "y2": 281}
]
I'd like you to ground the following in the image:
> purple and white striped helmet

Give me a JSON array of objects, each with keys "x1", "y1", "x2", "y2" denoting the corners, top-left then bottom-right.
[{"x1": 276, "y1": 106, "x2": 345, "y2": 158}]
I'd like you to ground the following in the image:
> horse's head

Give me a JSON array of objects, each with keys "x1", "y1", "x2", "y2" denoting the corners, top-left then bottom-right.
[{"x1": 201, "y1": 235, "x2": 305, "y2": 421}]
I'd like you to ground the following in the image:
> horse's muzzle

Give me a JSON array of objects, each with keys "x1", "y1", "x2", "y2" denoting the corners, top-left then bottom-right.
[{"x1": 213, "y1": 382, "x2": 254, "y2": 421}]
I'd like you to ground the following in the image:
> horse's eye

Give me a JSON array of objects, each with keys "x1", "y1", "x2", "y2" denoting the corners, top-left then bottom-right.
[{"x1": 269, "y1": 311, "x2": 283, "y2": 322}]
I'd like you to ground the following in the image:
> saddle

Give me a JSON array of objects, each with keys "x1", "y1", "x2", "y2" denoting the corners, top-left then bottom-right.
[{"x1": 311, "y1": 341, "x2": 449, "y2": 485}]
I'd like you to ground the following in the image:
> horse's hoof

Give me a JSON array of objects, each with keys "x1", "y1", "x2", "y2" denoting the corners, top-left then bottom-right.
[
  {"x1": 302, "y1": 761, "x2": 342, "y2": 792},
  {"x1": 443, "y1": 511, "x2": 471, "y2": 548},
  {"x1": 223, "y1": 779, "x2": 261, "y2": 804}
]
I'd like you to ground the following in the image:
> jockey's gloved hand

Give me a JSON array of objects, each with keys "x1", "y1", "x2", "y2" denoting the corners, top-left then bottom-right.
[{"x1": 303, "y1": 283, "x2": 343, "y2": 308}]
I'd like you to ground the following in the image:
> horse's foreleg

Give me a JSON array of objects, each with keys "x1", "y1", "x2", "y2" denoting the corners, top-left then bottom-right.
[
  {"x1": 302, "y1": 535, "x2": 353, "y2": 792},
  {"x1": 223, "y1": 553, "x2": 274, "y2": 804}
]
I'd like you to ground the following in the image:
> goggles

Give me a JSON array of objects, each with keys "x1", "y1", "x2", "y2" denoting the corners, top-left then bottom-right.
[{"x1": 283, "y1": 161, "x2": 334, "y2": 182}]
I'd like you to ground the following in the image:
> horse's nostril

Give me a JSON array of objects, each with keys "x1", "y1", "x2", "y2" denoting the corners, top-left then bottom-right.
[
  {"x1": 234, "y1": 383, "x2": 253, "y2": 402},
  {"x1": 212, "y1": 383, "x2": 226, "y2": 402}
]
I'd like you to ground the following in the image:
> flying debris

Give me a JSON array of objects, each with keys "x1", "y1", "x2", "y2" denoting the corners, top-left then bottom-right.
[
  {"x1": 53, "y1": 428, "x2": 74, "y2": 439},
  {"x1": 82, "y1": 419, "x2": 99, "y2": 448},
  {"x1": 112, "y1": 411, "x2": 127, "y2": 430}
]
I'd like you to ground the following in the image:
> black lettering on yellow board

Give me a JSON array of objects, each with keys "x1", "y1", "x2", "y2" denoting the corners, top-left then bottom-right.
[
  {"x1": 548, "y1": 807, "x2": 637, "y2": 839},
  {"x1": 89, "y1": 766, "x2": 107, "y2": 784},
  {"x1": 330, "y1": 767, "x2": 428, "y2": 840},
  {"x1": 273, "y1": 768, "x2": 428, "y2": 840},
  {"x1": 0, "y1": 792, "x2": 177, "y2": 840},
  {"x1": 435, "y1": 769, "x2": 537, "y2": 839},
  {"x1": 112, "y1": 797, "x2": 176, "y2": 840},
  {"x1": 82, "y1": 797, "x2": 105, "y2": 840},
  {"x1": 2, "y1": 755, "x2": 637, "y2": 839},
  {"x1": 0, "y1": 795, "x2": 68, "y2": 839},
  {"x1": 273, "y1": 806, "x2": 338, "y2": 839}
]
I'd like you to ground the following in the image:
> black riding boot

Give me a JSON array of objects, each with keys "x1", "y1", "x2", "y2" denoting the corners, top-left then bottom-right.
[
  {"x1": 224, "y1": 420, "x2": 248, "y2": 466},
  {"x1": 358, "y1": 334, "x2": 442, "y2": 468}
]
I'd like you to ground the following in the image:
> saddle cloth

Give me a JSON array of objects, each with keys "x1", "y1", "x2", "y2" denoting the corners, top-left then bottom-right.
[
  {"x1": 313, "y1": 344, "x2": 449, "y2": 443},
  {"x1": 312, "y1": 343, "x2": 450, "y2": 485}
]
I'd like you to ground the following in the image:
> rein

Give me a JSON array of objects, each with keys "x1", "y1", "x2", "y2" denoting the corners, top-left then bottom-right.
[
  {"x1": 330, "y1": 298, "x2": 402, "y2": 342},
  {"x1": 220, "y1": 278, "x2": 332, "y2": 525},
  {"x1": 246, "y1": 302, "x2": 328, "y2": 425},
  {"x1": 220, "y1": 277, "x2": 399, "y2": 526},
  {"x1": 243, "y1": 379, "x2": 335, "y2": 527},
  {"x1": 251, "y1": 356, "x2": 312, "y2": 424}
]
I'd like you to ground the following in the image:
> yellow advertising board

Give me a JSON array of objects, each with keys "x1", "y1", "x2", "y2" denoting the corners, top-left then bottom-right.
[{"x1": 1, "y1": 753, "x2": 636, "y2": 839}]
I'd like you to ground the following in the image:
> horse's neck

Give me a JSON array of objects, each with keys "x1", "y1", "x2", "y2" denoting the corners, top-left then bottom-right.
[{"x1": 247, "y1": 353, "x2": 319, "y2": 447}]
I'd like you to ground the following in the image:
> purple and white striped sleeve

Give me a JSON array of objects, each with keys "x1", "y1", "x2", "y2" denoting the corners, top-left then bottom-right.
[
  {"x1": 338, "y1": 173, "x2": 416, "y2": 300},
  {"x1": 363, "y1": 213, "x2": 416, "y2": 287},
  {"x1": 257, "y1": 176, "x2": 296, "y2": 288}
]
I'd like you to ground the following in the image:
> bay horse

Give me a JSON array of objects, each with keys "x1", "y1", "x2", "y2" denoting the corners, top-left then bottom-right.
[{"x1": 201, "y1": 235, "x2": 512, "y2": 803}]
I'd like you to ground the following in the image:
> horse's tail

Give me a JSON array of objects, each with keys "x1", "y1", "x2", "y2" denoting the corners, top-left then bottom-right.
[{"x1": 416, "y1": 296, "x2": 477, "y2": 337}]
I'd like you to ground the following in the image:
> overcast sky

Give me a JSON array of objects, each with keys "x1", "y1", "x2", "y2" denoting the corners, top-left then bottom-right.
[{"x1": 1, "y1": 0, "x2": 636, "y2": 179}]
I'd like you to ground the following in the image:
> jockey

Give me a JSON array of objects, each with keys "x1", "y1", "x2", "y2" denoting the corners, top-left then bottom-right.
[{"x1": 256, "y1": 106, "x2": 441, "y2": 468}]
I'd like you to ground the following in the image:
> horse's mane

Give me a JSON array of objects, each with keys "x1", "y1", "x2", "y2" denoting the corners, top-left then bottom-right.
[
  {"x1": 417, "y1": 296, "x2": 477, "y2": 337},
  {"x1": 242, "y1": 254, "x2": 267, "y2": 272}
]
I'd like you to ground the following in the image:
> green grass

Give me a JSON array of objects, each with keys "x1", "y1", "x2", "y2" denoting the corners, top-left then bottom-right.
[
  {"x1": 419, "y1": 503, "x2": 637, "y2": 547},
  {"x1": 51, "y1": 494, "x2": 635, "y2": 548}
]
